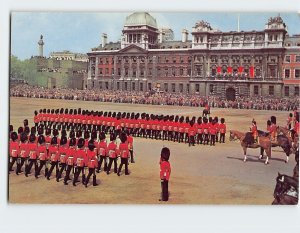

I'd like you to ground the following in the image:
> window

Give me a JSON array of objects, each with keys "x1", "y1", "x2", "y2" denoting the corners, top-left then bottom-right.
[
  {"x1": 99, "y1": 69, "x2": 103, "y2": 75},
  {"x1": 111, "y1": 68, "x2": 114, "y2": 75},
  {"x1": 132, "y1": 82, "x2": 135, "y2": 91},
  {"x1": 164, "y1": 83, "x2": 168, "y2": 92},
  {"x1": 148, "y1": 83, "x2": 152, "y2": 91},
  {"x1": 105, "y1": 82, "x2": 109, "y2": 90},
  {"x1": 295, "y1": 56, "x2": 300, "y2": 63},
  {"x1": 269, "y1": 86, "x2": 274, "y2": 95},
  {"x1": 270, "y1": 67, "x2": 276, "y2": 77},
  {"x1": 99, "y1": 82, "x2": 103, "y2": 89},
  {"x1": 179, "y1": 83, "x2": 183, "y2": 93},
  {"x1": 284, "y1": 86, "x2": 289, "y2": 97},
  {"x1": 124, "y1": 82, "x2": 128, "y2": 90},
  {"x1": 285, "y1": 69, "x2": 290, "y2": 78},
  {"x1": 211, "y1": 67, "x2": 216, "y2": 76},
  {"x1": 186, "y1": 84, "x2": 190, "y2": 93},
  {"x1": 285, "y1": 56, "x2": 291, "y2": 63},
  {"x1": 148, "y1": 69, "x2": 152, "y2": 76},
  {"x1": 105, "y1": 68, "x2": 109, "y2": 75},
  {"x1": 295, "y1": 86, "x2": 299, "y2": 96},
  {"x1": 118, "y1": 68, "x2": 121, "y2": 76},
  {"x1": 140, "y1": 83, "x2": 143, "y2": 91},
  {"x1": 295, "y1": 69, "x2": 300, "y2": 79},
  {"x1": 117, "y1": 82, "x2": 120, "y2": 90},
  {"x1": 133, "y1": 70, "x2": 136, "y2": 76},
  {"x1": 255, "y1": 68, "x2": 261, "y2": 77},
  {"x1": 195, "y1": 84, "x2": 200, "y2": 92},
  {"x1": 180, "y1": 68, "x2": 184, "y2": 76},
  {"x1": 254, "y1": 85, "x2": 259, "y2": 95},
  {"x1": 209, "y1": 84, "x2": 214, "y2": 93},
  {"x1": 172, "y1": 83, "x2": 176, "y2": 92}
]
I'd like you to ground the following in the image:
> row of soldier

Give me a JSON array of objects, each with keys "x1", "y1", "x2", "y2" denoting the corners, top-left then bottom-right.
[
  {"x1": 9, "y1": 123, "x2": 134, "y2": 187},
  {"x1": 33, "y1": 108, "x2": 227, "y2": 146}
]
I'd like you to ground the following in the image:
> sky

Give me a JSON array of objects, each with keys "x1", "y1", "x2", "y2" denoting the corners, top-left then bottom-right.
[{"x1": 11, "y1": 12, "x2": 300, "y2": 60}]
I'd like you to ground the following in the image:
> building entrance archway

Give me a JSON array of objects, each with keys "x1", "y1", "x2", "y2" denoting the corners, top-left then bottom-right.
[{"x1": 226, "y1": 87, "x2": 236, "y2": 101}]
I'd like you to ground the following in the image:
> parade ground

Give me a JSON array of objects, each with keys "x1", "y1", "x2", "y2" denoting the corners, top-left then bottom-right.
[{"x1": 8, "y1": 97, "x2": 296, "y2": 204}]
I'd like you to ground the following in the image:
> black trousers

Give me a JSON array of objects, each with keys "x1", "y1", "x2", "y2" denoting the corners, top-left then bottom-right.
[
  {"x1": 73, "y1": 166, "x2": 85, "y2": 185},
  {"x1": 118, "y1": 158, "x2": 129, "y2": 175},
  {"x1": 161, "y1": 179, "x2": 169, "y2": 201},
  {"x1": 210, "y1": 134, "x2": 216, "y2": 146},
  {"x1": 162, "y1": 131, "x2": 168, "y2": 140},
  {"x1": 129, "y1": 149, "x2": 134, "y2": 163},
  {"x1": 220, "y1": 133, "x2": 225, "y2": 143},
  {"x1": 146, "y1": 129, "x2": 151, "y2": 139},
  {"x1": 197, "y1": 134, "x2": 203, "y2": 144},
  {"x1": 26, "y1": 159, "x2": 38, "y2": 176},
  {"x1": 98, "y1": 156, "x2": 107, "y2": 171},
  {"x1": 64, "y1": 165, "x2": 73, "y2": 183},
  {"x1": 173, "y1": 132, "x2": 178, "y2": 142},
  {"x1": 85, "y1": 168, "x2": 97, "y2": 186},
  {"x1": 57, "y1": 163, "x2": 67, "y2": 180},
  {"x1": 189, "y1": 136, "x2": 195, "y2": 146},
  {"x1": 107, "y1": 157, "x2": 118, "y2": 173},
  {"x1": 9, "y1": 157, "x2": 17, "y2": 171},
  {"x1": 16, "y1": 158, "x2": 27, "y2": 174},
  {"x1": 37, "y1": 160, "x2": 47, "y2": 177},
  {"x1": 203, "y1": 134, "x2": 209, "y2": 145},
  {"x1": 178, "y1": 133, "x2": 184, "y2": 143},
  {"x1": 47, "y1": 161, "x2": 59, "y2": 179}
]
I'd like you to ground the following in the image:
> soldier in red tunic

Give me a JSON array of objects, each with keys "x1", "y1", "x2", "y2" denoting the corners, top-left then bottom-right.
[
  {"x1": 117, "y1": 132, "x2": 130, "y2": 176},
  {"x1": 9, "y1": 132, "x2": 19, "y2": 172},
  {"x1": 56, "y1": 137, "x2": 68, "y2": 182},
  {"x1": 47, "y1": 137, "x2": 59, "y2": 180},
  {"x1": 64, "y1": 138, "x2": 77, "y2": 185},
  {"x1": 25, "y1": 134, "x2": 38, "y2": 177},
  {"x1": 84, "y1": 140, "x2": 98, "y2": 187},
  {"x1": 97, "y1": 132, "x2": 107, "y2": 172},
  {"x1": 209, "y1": 119, "x2": 217, "y2": 146},
  {"x1": 159, "y1": 147, "x2": 171, "y2": 202},
  {"x1": 202, "y1": 117, "x2": 210, "y2": 145},
  {"x1": 73, "y1": 138, "x2": 87, "y2": 186},
  {"x1": 219, "y1": 118, "x2": 226, "y2": 143},
  {"x1": 188, "y1": 121, "x2": 196, "y2": 146},
  {"x1": 127, "y1": 130, "x2": 134, "y2": 163},
  {"x1": 36, "y1": 135, "x2": 48, "y2": 178},
  {"x1": 196, "y1": 117, "x2": 203, "y2": 144},
  {"x1": 106, "y1": 134, "x2": 118, "y2": 174},
  {"x1": 16, "y1": 133, "x2": 29, "y2": 175}
]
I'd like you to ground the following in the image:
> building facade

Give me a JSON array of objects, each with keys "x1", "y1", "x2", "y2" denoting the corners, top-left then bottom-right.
[{"x1": 87, "y1": 12, "x2": 300, "y2": 100}]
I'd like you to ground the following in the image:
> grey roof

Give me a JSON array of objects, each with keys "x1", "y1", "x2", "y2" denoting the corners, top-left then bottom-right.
[{"x1": 158, "y1": 41, "x2": 192, "y2": 49}]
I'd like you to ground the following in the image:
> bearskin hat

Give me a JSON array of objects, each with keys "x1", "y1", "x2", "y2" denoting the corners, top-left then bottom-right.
[
  {"x1": 84, "y1": 131, "x2": 90, "y2": 139},
  {"x1": 185, "y1": 116, "x2": 190, "y2": 123},
  {"x1": 69, "y1": 137, "x2": 76, "y2": 147},
  {"x1": 39, "y1": 109, "x2": 42, "y2": 113},
  {"x1": 24, "y1": 126, "x2": 30, "y2": 135},
  {"x1": 31, "y1": 127, "x2": 36, "y2": 135},
  {"x1": 55, "y1": 109, "x2": 59, "y2": 114},
  {"x1": 43, "y1": 109, "x2": 46, "y2": 113},
  {"x1": 208, "y1": 117, "x2": 212, "y2": 123},
  {"x1": 47, "y1": 109, "x2": 50, "y2": 114},
  {"x1": 76, "y1": 130, "x2": 82, "y2": 138},
  {"x1": 46, "y1": 128, "x2": 51, "y2": 136},
  {"x1": 74, "y1": 109, "x2": 77, "y2": 115},
  {"x1": 214, "y1": 116, "x2": 218, "y2": 123},
  {"x1": 65, "y1": 108, "x2": 69, "y2": 114},
  {"x1": 108, "y1": 112, "x2": 112, "y2": 117},
  {"x1": 110, "y1": 133, "x2": 116, "y2": 141},
  {"x1": 91, "y1": 131, "x2": 97, "y2": 140},
  {"x1": 69, "y1": 109, "x2": 73, "y2": 115},
  {"x1": 220, "y1": 118, "x2": 225, "y2": 124},
  {"x1": 61, "y1": 129, "x2": 67, "y2": 137},
  {"x1": 99, "y1": 132, "x2": 106, "y2": 141},
  {"x1": 20, "y1": 133, "x2": 28, "y2": 143},
  {"x1": 203, "y1": 117, "x2": 208, "y2": 123},
  {"x1": 69, "y1": 130, "x2": 75, "y2": 139},
  {"x1": 51, "y1": 109, "x2": 54, "y2": 114},
  {"x1": 104, "y1": 112, "x2": 108, "y2": 117},
  {"x1": 34, "y1": 110, "x2": 38, "y2": 116},
  {"x1": 112, "y1": 112, "x2": 116, "y2": 118},
  {"x1": 119, "y1": 132, "x2": 127, "y2": 143},
  {"x1": 11, "y1": 132, "x2": 18, "y2": 141},
  {"x1": 38, "y1": 135, "x2": 45, "y2": 144},
  {"x1": 53, "y1": 129, "x2": 59, "y2": 137},
  {"x1": 197, "y1": 117, "x2": 202, "y2": 124},
  {"x1": 60, "y1": 136, "x2": 67, "y2": 145},
  {"x1": 77, "y1": 138, "x2": 85, "y2": 148},
  {"x1": 271, "y1": 116, "x2": 276, "y2": 124},
  {"x1": 161, "y1": 147, "x2": 170, "y2": 161},
  {"x1": 88, "y1": 140, "x2": 95, "y2": 151},
  {"x1": 18, "y1": 127, "x2": 23, "y2": 134},
  {"x1": 51, "y1": 137, "x2": 58, "y2": 145},
  {"x1": 29, "y1": 134, "x2": 35, "y2": 143}
]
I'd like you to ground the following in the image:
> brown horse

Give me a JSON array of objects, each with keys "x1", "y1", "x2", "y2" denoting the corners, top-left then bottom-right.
[
  {"x1": 229, "y1": 130, "x2": 272, "y2": 164},
  {"x1": 277, "y1": 126, "x2": 299, "y2": 153}
]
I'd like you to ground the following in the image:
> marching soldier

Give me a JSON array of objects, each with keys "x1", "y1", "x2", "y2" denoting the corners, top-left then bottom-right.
[
  {"x1": 209, "y1": 119, "x2": 217, "y2": 146},
  {"x1": 106, "y1": 134, "x2": 118, "y2": 174},
  {"x1": 16, "y1": 133, "x2": 29, "y2": 175},
  {"x1": 188, "y1": 121, "x2": 196, "y2": 147},
  {"x1": 117, "y1": 132, "x2": 130, "y2": 176},
  {"x1": 36, "y1": 135, "x2": 48, "y2": 178},
  {"x1": 159, "y1": 147, "x2": 171, "y2": 202},
  {"x1": 73, "y1": 138, "x2": 87, "y2": 186},
  {"x1": 25, "y1": 134, "x2": 38, "y2": 177},
  {"x1": 84, "y1": 140, "x2": 98, "y2": 187},
  {"x1": 56, "y1": 137, "x2": 68, "y2": 182},
  {"x1": 9, "y1": 132, "x2": 19, "y2": 172},
  {"x1": 47, "y1": 137, "x2": 60, "y2": 180},
  {"x1": 196, "y1": 117, "x2": 203, "y2": 144},
  {"x1": 64, "y1": 137, "x2": 77, "y2": 185},
  {"x1": 97, "y1": 132, "x2": 107, "y2": 172},
  {"x1": 202, "y1": 117, "x2": 209, "y2": 145}
]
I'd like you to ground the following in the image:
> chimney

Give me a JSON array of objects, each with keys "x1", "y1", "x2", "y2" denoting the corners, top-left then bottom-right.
[
  {"x1": 182, "y1": 29, "x2": 188, "y2": 42},
  {"x1": 102, "y1": 33, "x2": 107, "y2": 47}
]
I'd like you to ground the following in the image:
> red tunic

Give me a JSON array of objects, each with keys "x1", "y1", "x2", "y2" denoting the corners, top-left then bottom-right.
[
  {"x1": 119, "y1": 143, "x2": 129, "y2": 158},
  {"x1": 160, "y1": 161, "x2": 171, "y2": 181},
  {"x1": 34, "y1": 115, "x2": 40, "y2": 124},
  {"x1": 87, "y1": 150, "x2": 97, "y2": 168},
  {"x1": 66, "y1": 147, "x2": 77, "y2": 166},
  {"x1": 98, "y1": 141, "x2": 107, "y2": 157},
  {"x1": 127, "y1": 135, "x2": 133, "y2": 150},
  {"x1": 219, "y1": 123, "x2": 226, "y2": 134},
  {"x1": 37, "y1": 144, "x2": 48, "y2": 161},
  {"x1": 188, "y1": 125, "x2": 196, "y2": 136},
  {"x1": 28, "y1": 142, "x2": 38, "y2": 159},
  {"x1": 196, "y1": 123, "x2": 203, "y2": 134},
  {"x1": 209, "y1": 124, "x2": 217, "y2": 135},
  {"x1": 59, "y1": 146, "x2": 68, "y2": 163},
  {"x1": 10, "y1": 141, "x2": 19, "y2": 158},
  {"x1": 202, "y1": 123, "x2": 209, "y2": 134},
  {"x1": 107, "y1": 142, "x2": 118, "y2": 158},
  {"x1": 19, "y1": 143, "x2": 29, "y2": 158},
  {"x1": 48, "y1": 145, "x2": 59, "y2": 162},
  {"x1": 75, "y1": 149, "x2": 87, "y2": 167}
]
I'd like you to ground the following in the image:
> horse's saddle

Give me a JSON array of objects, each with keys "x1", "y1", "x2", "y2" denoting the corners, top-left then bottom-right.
[{"x1": 243, "y1": 132, "x2": 255, "y2": 145}]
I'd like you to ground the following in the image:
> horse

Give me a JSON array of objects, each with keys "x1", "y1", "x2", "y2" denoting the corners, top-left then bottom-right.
[
  {"x1": 259, "y1": 133, "x2": 294, "y2": 163},
  {"x1": 229, "y1": 130, "x2": 272, "y2": 164},
  {"x1": 272, "y1": 173, "x2": 298, "y2": 205}
]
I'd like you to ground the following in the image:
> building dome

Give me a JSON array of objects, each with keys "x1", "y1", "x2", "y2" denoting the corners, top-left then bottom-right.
[{"x1": 124, "y1": 12, "x2": 157, "y2": 29}]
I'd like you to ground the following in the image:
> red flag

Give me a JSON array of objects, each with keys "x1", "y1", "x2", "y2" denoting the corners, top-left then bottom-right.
[
  {"x1": 217, "y1": 66, "x2": 221, "y2": 74},
  {"x1": 238, "y1": 66, "x2": 243, "y2": 73},
  {"x1": 250, "y1": 66, "x2": 254, "y2": 78},
  {"x1": 227, "y1": 66, "x2": 232, "y2": 74}
]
